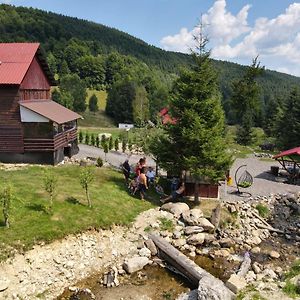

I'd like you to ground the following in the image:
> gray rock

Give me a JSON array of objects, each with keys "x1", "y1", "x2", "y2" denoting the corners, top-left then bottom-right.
[
  {"x1": 138, "y1": 247, "x2": 152, "y2": 258},
  {"x1": 226, "y1": 274, "x2": 247, "y2": 294},
  {"x1": 198, "y1": 275, "x2": 235, "y2": 300},
  {"x1": 269, "y1": 250, "x2": 280, "y2": 259},
  {"x1": 161, "y1": 202, "x2": 190, "y2": 218},
  {"x1": 184, "y1": 226, "x2": 204, "y2": 235},
  {"x1": 186, "y1": 233, "x2": 206, "y2": 245},
  {"x1": 182, "y1": 209, "x2": 204, "y2": 226},
  {"x1": 144, "y1": 239, "x2": 157, "y2": 256},
  {"x1": 219, "y1": 238, "x2": 235, "y2": 248},
  {"x1": 176, "y1": 289, "x2": 198, "y2": 300},
  {"x1": 123, "y1": 256, "x2": 149, "y2": 274},
  {"x1": 204, "y1": 234, "x2": 216, "y2": 244},
  {"x1": 172, "y1": 238, "x2": 187, "y2": 248},
  {"x1": 173, "y1": 231, "x2": 182, "y2": 239},
  {"x1": 197, "y1": 218, "x2": 215, "y2": 232}
]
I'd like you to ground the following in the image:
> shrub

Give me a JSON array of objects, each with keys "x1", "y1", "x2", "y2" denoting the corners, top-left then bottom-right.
[
  {"x1": 114, "y1": 138, "x2": 119, "y2": 151},
  {"x1": 96, "y1": 157, "x2": 103, "y2": 167},
  {"x1": 96, "y1": 136, "x2": 100, "y2": 148},
  {"x1": 85, "y1": 132, "x2": 90, "y2": 145},
  {"x1": 91, "y1": 134, "x2": 95, "y2": 146},
  {"x1": 108, "y1": 136, "x2": 114, "y2": 151},
  {"x1": 78, "y1": 131, "x2": 83, "y2": 143},
  {"x1": 256, "y1": 203, "x2": 269, "y2": 218},
  {"x1": 158, "y1": 217, "x2": 174, "y2": 232},
  {"x1": 0, "y1": 185, "x2": 13, "y2": 228}
]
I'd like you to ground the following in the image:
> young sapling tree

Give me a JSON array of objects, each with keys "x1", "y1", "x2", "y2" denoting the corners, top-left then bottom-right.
[
  {"x1": 0, "y1": 185, "x2": 14, "y2": 228},
  {"x1": 79, "y1": 167, "x2": 95, "y2": 207},
  {"x1": 43, "y1": 169, "x2": 58, "y2": 211}
]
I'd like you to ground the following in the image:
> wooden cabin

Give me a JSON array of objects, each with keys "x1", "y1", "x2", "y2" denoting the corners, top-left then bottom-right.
[{"x1": 0, "y1": 43, "x2": 81, "y2": 165}]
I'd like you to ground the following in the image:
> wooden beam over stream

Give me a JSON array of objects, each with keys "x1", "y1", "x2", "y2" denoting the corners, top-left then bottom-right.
[{"x1": 149, "y1": 234, "x2": 235, "y2": 299}]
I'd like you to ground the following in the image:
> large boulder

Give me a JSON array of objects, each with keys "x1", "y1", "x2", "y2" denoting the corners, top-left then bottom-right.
[
  {"x1": 187, "y1": 233, "x2": 206, "y2": 245},
  {"x1": 184, "y1": 226, "x2": 204, "y2": 235},
  {"x1": 226, "y1": 274, "x2": 247, "y2": 294},
  {"x1": 123, "y1": 256, "x2": 149, "y2": 274},
  {"x1": 182, "y1": 209, "x2": 204, "y2": 226},
  {"x1": 198, "y1": 275, "x2": 235, "y2": 300},
  {"x1": 161, "y1": 202, "x2": 190, "y2": 218},
  {"x1": 197, "y1": 218, "x2": 215, "y2": 232}
]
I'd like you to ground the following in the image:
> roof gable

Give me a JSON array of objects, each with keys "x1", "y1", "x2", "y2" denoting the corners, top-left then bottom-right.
[{"x1": 0, "y1": 43, "x2": 55, "y2": 85}]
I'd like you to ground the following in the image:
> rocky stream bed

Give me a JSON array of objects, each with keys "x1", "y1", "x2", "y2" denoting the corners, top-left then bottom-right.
[{"x1": 0, "y1": 192, "x2": 300, "y2": 300}]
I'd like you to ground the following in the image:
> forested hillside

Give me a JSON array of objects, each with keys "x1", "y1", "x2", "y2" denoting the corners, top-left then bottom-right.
[{"x1": 1, "y1": 3, "x2": 300, "y2": 128}]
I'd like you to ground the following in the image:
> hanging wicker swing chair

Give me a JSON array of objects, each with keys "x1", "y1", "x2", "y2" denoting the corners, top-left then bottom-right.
[{"x1": 235, "y1": 164, "x2": 253, "y2": 195}]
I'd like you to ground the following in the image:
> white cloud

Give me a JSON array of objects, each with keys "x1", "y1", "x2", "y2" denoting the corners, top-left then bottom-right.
[{"x1": 160, "y1": 0, "x2": 300, "y2": 76}]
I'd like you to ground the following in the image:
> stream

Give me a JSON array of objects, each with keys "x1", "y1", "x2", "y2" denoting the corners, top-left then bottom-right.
[{"x1": 57, "y1": 254, "x2": 240, "y2": 300}]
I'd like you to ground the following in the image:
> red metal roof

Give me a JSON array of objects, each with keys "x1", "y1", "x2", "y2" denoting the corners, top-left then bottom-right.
[
  {"x1": 0, "y1": 43, "x2": 55, "y2": 85},
  {"x1": 273, "y1": 146, "x2": 300, "y2": 159},
  {"x1": 20, "y1": 100, "x2": 82, "y2": 124}
]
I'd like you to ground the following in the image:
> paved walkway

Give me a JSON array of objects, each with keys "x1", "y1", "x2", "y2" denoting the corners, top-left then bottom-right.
[
  {"x1": 74, "y1": 144, "x2": 156, "y2": 169},
  {"x1": 223, "y1": 156, "x2": 300, "y2": 200},
  {"x1": 75, "y1": 145, "x2": 300, "y2": 200}
]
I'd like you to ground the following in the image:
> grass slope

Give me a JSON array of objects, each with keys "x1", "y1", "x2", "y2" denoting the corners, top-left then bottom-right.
[
  {"x1": 0, "y1": 165, "x2": 155, "y2": 261},
  {"x1": 79, "y1": 90, "x2": 116, "y2": 128}
]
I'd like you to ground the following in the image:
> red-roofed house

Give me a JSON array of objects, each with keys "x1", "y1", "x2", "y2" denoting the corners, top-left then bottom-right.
[
  {"x1": 159, "y1": 107, "x2": 177, "y2": 125},
  {"x1": 0, "y1": 43, "x2": 81, "y2": 164}
]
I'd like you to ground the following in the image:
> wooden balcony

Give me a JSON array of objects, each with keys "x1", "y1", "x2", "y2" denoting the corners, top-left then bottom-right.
[{"x1": 24, "y1": 127, "x2": 77, "y2": 152}]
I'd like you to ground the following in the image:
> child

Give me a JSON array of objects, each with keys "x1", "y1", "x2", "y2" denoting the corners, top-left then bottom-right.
[{"x1": 146, "y1": 167, "x2": 155, "y2": 186}]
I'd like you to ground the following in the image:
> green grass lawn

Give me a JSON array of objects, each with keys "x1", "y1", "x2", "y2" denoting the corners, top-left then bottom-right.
[
  {"x1": 79, "y1": 127, "x2": 125, "y2": 140},
  {"x1": 0, "y1": 165, "x2": 157, "y2": 261},
  {"x1": 225, "y1": 125, "x2": 274, "y2": 159},
  {"x1": 86, "y1": 89, "x2": 107, "y2": 110},
  {"x1": 79, "y1": 89, "x2": 116, "y2": 128}
]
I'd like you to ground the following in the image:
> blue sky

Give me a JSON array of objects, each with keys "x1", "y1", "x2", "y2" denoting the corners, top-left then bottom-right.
[{"x1": 2, "y1": 0, "x2": 300, "y2": 76}]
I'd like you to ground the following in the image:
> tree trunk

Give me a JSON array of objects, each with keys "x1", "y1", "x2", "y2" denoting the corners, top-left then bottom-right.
[
  {"x1": 4, "y1": 217, "x2": 9, "y2": 228},
  {"x1": 194, "y1": 181, "x2": 200, "y2": 204},
  {"x1": 86, "y1": 188, "x2": 91, "y2": 207}
]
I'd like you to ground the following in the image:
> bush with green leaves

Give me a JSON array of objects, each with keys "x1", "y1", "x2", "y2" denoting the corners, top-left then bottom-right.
[
  {"x1": 79, "y1": 167, "x2": 95, "y2": 207},
  {"x1": 43, "y1": 169, "x2": 58, "y2": 211},
  {"x1": 96, "y1": 136, "x2": 100, "y2": 148},
  {"x1": 122, "y1": 139, "x2": 127, "y2": 153},
  {"x1": 0, "y1": 185, "x2": 14, "y2": 228},
  {"x1": 96, "y1": 157, "x2": 103, "y2": 167},
  {"x1": 114, "y1": 137, "x2": 119, "y2": 151},
  {"x1": 255, "y1": 203, "x2": 269, "y2": 218},
  {"x1": 108, "y1": 136, "x2": 114, "y2": 151},
  {"x1": 85, "y1": 132, "x2": 90, "y2": 145},
  {"x1": 78, "y1": 131, "x2": 83, "y2": 143},
  {"x1": 91, "y1": 134, "x2": 96, "y2": 146},
  {"x1": 103, "y1": 141, "x2": 109, "y2": 161}
]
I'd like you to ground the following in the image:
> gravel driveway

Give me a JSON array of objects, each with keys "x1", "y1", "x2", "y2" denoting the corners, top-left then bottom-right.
[
  {"x1": 74, "y1": 144, "x2": 156, "y2": 169},
  {"x1": 223, "y1": 155, "x2": 300, "y2": 200}
]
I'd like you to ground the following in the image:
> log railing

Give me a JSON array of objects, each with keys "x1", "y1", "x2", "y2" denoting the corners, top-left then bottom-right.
[{"x1": 24, "y1": 127, "x2": 77, "y2": 152}]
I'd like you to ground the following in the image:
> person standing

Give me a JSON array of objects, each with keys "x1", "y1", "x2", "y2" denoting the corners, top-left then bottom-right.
[
  {"x1": 137, "y1": 167, "x2": 148, "y2": 200},
  {"x1": 135, "y1": 157, "x2": 146, "y2": 177},
  {"x1": 122, "y1": 159, "x2": 131, "y2": 185}
]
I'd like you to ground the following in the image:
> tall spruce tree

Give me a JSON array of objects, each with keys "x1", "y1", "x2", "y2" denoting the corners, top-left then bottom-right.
[
  {"x1": 152, "y1": 30, "x2": 231, "y2": 202},
  {"x1": 231, "y1": 57, "x2": 264, "y2": 145},
  {"x1": 277, "y1": 88, "x2": 300, "y2": 149}
]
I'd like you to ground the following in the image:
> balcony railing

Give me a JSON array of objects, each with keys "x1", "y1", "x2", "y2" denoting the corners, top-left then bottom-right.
[{"x1": 23, "y1": 127, "x2": 77, "y2": 152}]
